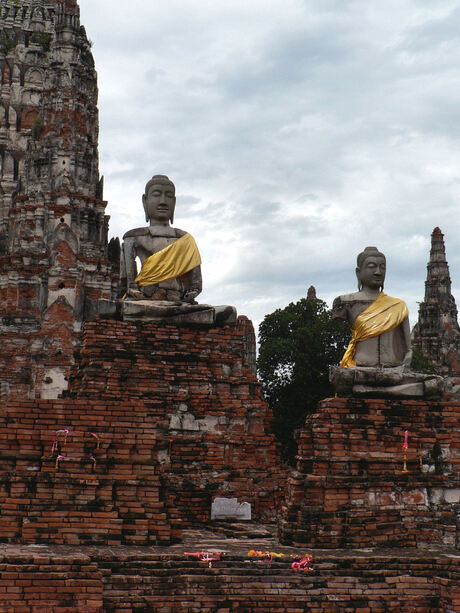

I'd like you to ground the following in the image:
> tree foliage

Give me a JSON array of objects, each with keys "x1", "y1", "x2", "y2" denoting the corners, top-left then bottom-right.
[
  {"x1": 257, "y1": 296, "x2": 349, "y2": 463},
  {"x1": 411, "y1": 348, "x2": 436, "y2": 374}
]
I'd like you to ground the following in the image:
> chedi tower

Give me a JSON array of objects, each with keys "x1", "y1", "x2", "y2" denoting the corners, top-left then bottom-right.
[
  {"x1": 0, "y1": 0, "x2": 118, "y2": 400},
  {"x1": 412, "y1": 227, "x2": 460, "y2": 376}
]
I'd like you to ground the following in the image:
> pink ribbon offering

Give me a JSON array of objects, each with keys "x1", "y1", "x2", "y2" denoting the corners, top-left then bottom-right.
[
  {"x1": 52, "y1": 429, "x2": 100, "y2": 471},
  {"x1": 403, "y1": 430, "x2": 409, "y2": 450},
  {"x1": 51, "y1": 429, "x2": 70, "y2": 454},
  {"x1": 184, "y1": 551, "x2": 221, "y2": 562},
  {"x1": 51, "y1": 429, "x2": 100, "y2": 455},
  {"x1": 291, "y1": 555, "x2": 314, "y2": 572}
]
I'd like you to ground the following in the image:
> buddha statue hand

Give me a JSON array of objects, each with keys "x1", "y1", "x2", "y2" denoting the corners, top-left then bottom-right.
[
  {"x1": 126, "y1": 286, "x2": 144, "y2": 300},
  {"x1": 183, "y1": 289, "x2": 200, "y2": 304},
  {"x1": 402, "y1": 349, "x2": 413, "y2": 371}
]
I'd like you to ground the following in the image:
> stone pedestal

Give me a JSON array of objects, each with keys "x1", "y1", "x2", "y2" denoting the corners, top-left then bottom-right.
[
  {"x1": 330, "y1": 365, "x2": 445, "y2": 399},
  {"x1": 98, "y1": 298, "x2": 237, "y2": 327},
  {"x1": 279, "y1": 397, "x2": 460, "y2": 549}
]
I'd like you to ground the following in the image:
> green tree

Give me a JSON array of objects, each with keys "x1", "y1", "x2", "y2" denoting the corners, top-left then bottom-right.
[
  {"x1": 411, "y1": 348, "x2": 436, "y2": 374},
  {"x1": 258, "y1": 295, "x2": 349, "y2": 463}
]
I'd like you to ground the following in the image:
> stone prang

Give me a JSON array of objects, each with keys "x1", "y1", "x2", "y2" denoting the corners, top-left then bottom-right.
[
  {"x1": 413, "y1": 227, "x2": 460, "y2": 377},
  {"x1": 0, "y1": 1, "x2": 118, "y2": 400}
]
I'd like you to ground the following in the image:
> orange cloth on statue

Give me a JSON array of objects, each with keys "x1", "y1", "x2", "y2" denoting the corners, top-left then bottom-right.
[
  {"x1": 340, "y1": 292, "x2": 408, "y2": 368},
  {"x1": 135, "y1": 232, "x2": 201, "y2": 287}
]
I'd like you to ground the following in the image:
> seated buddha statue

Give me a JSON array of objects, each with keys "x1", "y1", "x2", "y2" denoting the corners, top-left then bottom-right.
[
  {"x1": 121, "y1": 174, "x2": 202, "y2": 303},
  {"x1": 115, "y1": 174, "x2": 235, "y2": 326},
  {"x1": 330, "y1": 246, "x2": 444, "y2": 399}
]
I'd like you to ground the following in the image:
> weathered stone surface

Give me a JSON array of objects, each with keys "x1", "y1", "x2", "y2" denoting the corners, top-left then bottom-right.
[
  {"x1": 330, "y1": 365, "x2": 444, "y2": 399},
  {"x1": 211, "y1": 497, "x2": 252, "y2": 520},
  {"x1": 413, "y1": 227, "x2": 460, "y2": 399},
  {"x1": 121, "y1": 299, "x2": 237, "y2": 327},
  {"x1": 0, "y1": 1, "x2": 118, "y2": 400}
]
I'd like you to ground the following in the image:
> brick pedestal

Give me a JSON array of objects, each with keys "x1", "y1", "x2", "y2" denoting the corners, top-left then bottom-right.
[
  {"x1": 0, "y1": 316, "x2": 283, "y2": 546},
  {"x1": 280, "y1": 397, "x2": 460, "y2": 549}
]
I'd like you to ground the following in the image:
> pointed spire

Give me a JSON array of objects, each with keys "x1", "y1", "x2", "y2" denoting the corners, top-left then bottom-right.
[
  {"x1": 413, "y1": 228, "x2": 460, "y2": 375},
  {"x1": 424, "y1": 227, "x2": 456, "y2": 307},
  {"x1": 307, "y1": 286, "x2": 317, "y2": 300}
]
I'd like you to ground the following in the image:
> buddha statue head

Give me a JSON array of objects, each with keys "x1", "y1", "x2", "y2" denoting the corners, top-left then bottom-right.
[
  {"x1": 356, "y1": 246, "x2": 386, "y2": 292},
  {"x1": 142, "y1": 175, "x2": 176, "y2": 224}
]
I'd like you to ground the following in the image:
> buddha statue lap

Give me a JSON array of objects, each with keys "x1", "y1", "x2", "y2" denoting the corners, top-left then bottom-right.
[{"x1": 330, "y1": 246, "x2": 444, "y2": 399}]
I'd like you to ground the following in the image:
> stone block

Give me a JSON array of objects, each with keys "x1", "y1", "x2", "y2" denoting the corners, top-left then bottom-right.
[{"x1": 211, "y1": 497, "x2": 252, "y2": 520}]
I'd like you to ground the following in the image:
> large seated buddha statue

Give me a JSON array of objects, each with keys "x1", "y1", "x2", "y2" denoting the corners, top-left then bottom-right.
[
  {"x1": 112, "y1": 174, "x2": 236, "y2": 326},
  {"x1": 330, "y1": 246, "x2": 444, "y2": 399}
]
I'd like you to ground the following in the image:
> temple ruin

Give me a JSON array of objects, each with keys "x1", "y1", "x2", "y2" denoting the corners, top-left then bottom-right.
[{"x1": 0, "y1": 2, "x2": 458, "y2": 612}]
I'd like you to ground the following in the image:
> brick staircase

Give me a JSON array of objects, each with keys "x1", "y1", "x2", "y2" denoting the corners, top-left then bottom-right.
[{"x1": 0, "y1": 545, "x2": 458, "y2": 612}]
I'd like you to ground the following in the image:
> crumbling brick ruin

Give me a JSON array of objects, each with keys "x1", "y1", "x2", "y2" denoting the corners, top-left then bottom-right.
[
  {"x1": 413, "y1": 227, "x2": 460, "y2": 378},
  {"x1": 0, "y1": 0, "x2": 117, "y2": 402},
  {"x1": 0, "y1": 2, "x2": 459, "y2": 612}
]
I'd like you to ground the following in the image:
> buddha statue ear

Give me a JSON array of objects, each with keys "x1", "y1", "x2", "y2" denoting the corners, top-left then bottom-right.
[
  {"x1": 356, "y1": 267, "x2": 363, "y2": 291},
  {"x1": 170, "y1": 198, "x2": 176, "y2": 224},
  {"x1": 142, "y1": 193, "x2": 149, "y2": 223}
]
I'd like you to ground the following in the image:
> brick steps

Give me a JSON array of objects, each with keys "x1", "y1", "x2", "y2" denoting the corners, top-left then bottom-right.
[
  {"x1": 281, "y1": 505, "x2": 459, "y2": 549},
  {"x1": 1, "y1": 547, "x2": 457, "y2": 612},
  {"x1": 99, "y1": 554, "x2": 460, "y2": 613}
]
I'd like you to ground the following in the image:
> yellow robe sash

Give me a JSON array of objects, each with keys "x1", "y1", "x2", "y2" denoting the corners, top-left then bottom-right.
[
  {"x1": 340, "y1": 292, "x2": 408, "y2": 368},
  {"x1": 135, "y1": 232, "x2": 201, "y2": 287}
]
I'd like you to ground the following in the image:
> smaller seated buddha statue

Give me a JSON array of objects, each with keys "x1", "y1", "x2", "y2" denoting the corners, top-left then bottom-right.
[{"x1": 330, "y1": 246, "x2": 444, "y2": 399}]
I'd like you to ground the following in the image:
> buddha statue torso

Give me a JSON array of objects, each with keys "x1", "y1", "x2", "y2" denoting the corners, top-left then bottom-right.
[
  {"x1": 333, "y1": 292, "x2": 407, "y2": 367},
  {"x1": 123, "y1": 225, "x2": 201, "y2": 301}
]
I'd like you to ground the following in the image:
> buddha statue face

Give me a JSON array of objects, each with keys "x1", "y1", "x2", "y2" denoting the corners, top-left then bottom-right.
[
  {"x1": 356, "y1": 247, "x2": 386, "y2": 291},
  {"x1": 142, "y1": 175, "x2": 176, "y2": 224}
]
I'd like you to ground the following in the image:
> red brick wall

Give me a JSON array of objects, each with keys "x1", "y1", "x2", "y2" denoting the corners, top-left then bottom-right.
[
  {"x1": 280, "y1": 397, "x2": 460, "y2": 549},
  {"x1": 68, "y1": 317, "x2": 284, "y2": 527},
  {"x1": 0, "y1": 398, "x2": 171, "y2": 546}
]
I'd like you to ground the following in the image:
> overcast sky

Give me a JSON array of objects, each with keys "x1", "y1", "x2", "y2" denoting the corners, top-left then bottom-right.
[{"x1": 78, "y1": 0, "x2": 460, "y2": 332}]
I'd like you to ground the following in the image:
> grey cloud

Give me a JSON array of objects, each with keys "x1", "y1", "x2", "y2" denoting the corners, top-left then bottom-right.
[{"x1": 79, "y1": 0, "x2": 460, "y2": 334}]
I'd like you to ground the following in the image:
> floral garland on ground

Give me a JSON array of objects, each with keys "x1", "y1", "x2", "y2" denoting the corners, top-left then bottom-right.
[
  {"x1": 184, "y1": 551, "x2": 222, "y2": 567},
  {"x1": 182, "y1": 550, "x2": 314, "y2": 573},
  {"x1": 248, "y1": 550, "x2": 314, "y2": 572},
  {"x1": 184, "y1": 551, "x2": 222, "y2": 562}
]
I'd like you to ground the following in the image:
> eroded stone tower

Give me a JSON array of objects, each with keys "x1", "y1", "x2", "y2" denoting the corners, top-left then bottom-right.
[
  {"x1": 413, "y1": 227, "x2": 460, "y2": 375},
  {"x1": 0, "y1": 0, "x2": 118, "y2": 400}
]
